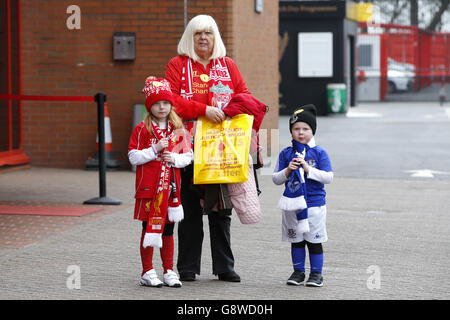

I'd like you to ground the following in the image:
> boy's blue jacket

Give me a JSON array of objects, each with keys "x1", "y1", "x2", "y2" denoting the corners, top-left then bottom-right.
[{"x1": 275, "y1": 141, "x2": 333, "y2": 208}]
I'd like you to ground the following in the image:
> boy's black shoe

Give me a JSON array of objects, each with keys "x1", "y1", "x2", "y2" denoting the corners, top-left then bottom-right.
[
  {"x1": 305, "y1": 271, "x2": 323, "y2": 287},
  {"x1": 286, "y1": 270, "x2": 305, "y2": 286}
]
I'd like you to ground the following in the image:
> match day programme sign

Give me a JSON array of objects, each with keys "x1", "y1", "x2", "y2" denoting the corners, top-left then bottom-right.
[{"x1": 194, "y1": 114, "x2": 254, "y2": 184}]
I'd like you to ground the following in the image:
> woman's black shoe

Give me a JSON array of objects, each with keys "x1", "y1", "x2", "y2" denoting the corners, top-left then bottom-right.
[
  {"x1": 218, "y1": 271, "x2": 241, "y2": 282},
  {"x1": 179, "y1": 272, "x2": 196, "y2": 281}
]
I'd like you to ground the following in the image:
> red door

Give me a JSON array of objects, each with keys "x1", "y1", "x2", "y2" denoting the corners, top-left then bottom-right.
[{"x1": 0, "y1": 0, "x2": 29, "y2": 167}]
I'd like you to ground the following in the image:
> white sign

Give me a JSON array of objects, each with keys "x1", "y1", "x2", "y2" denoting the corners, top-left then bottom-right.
[{"x1": 298, "y1": 32, "x2": 333, "y2": 78}]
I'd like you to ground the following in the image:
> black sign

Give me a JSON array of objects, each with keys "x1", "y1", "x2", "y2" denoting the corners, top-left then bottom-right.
[{"x1": 279, "y1": 0, "x2": 346, "y2": 20}]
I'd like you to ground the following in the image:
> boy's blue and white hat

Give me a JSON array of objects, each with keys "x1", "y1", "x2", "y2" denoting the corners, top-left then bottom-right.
[{"x1": 289, "y1": 104, "x2": 317, "y2": 134}]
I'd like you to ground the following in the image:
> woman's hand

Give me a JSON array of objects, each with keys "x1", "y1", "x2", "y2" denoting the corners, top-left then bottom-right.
[
  {"x1": 154, "y1": 138, "x2": 169, "y2": 153},
  {"x1": 205, "y1": 106, "x2": 225, "y2": 123}
]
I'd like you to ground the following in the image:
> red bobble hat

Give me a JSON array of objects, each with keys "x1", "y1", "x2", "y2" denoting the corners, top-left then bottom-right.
[{"x1": 142, "y1": 78, "x2": 175, "y2": 112}]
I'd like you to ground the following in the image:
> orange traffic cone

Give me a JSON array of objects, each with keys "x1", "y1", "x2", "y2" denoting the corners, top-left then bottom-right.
[{"x1": 85, "y1": 102, "x2": 121, "y2": 170}]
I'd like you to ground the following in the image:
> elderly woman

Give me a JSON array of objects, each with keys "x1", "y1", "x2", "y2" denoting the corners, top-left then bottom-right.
[{"x1": 164, "y1": 14, "x2": 250, "y2": 282}]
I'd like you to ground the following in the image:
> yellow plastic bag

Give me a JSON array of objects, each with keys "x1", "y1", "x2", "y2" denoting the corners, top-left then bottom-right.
[{"x1": 194, "y1": 114, "x2": 254, "y2": 184}]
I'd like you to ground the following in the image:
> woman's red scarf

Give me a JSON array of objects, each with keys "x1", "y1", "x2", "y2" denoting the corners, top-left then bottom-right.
[
  {"x1": 142, "y1": 121, "x2": 183, "y2": 248},
  {"x1": 180, "y1": 56, "x2": 235, "y2": 142}
]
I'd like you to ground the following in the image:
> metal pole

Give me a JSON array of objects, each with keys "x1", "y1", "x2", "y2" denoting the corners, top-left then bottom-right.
[
  {"x1": 96, "y1": 93, "x2": 107, "y2": 197},
  {"x1": 84, "y1": 93, "x2": 121, "y2": 205}
]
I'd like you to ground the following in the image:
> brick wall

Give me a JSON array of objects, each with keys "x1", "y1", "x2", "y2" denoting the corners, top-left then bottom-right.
[{"x1": 20, "y1": 0, "x2": 278, "y2": 168}]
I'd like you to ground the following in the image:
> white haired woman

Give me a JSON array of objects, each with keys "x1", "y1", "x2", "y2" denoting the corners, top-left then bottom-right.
[{"x1": 165, "y1": 14, "x2": 250, "y2": 282}]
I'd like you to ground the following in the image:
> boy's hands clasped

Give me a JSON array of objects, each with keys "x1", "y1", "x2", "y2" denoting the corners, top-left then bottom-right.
[{"x1": 285, "y1": 155, "x2": 309, "y2": 178}]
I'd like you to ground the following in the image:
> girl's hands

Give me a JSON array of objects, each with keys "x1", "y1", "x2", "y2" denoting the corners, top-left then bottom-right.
[
  {"x1": 154, "y1": 138, "x2": 169, "y2": 153},
  {"x1": 153, "y1": 139, "x2": 174, "y2": 163},
  {"x1": 161, "y1": 150, "x2": 174, "y2": 164}
]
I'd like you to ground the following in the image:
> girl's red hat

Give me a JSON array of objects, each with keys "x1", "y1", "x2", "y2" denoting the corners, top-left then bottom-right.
[{"x1": 142, "y1": 78, "x2": 175, "y2": 112}]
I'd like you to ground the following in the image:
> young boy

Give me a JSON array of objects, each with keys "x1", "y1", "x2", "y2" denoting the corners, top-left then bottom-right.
[{"x1": 272, "y1": 104, "x2": 333, "y2": 287}]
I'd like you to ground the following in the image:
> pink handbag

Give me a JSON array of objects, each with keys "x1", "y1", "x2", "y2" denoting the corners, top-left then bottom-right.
[{"x1": 227, "y1": 160, "x2": 261, "y2": 224}]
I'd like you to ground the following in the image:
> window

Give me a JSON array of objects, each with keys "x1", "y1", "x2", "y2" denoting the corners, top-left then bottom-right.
[{"x1": 358, "y1": 44, "x2": 373, "y2": 67}]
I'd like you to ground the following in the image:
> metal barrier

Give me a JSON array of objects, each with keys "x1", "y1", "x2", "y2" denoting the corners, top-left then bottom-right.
[{"x1": 0, "y1": 92, "x2": 122, "y2": 205}]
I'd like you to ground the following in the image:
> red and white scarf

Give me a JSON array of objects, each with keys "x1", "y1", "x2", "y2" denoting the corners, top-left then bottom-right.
[
  {"x1": 180, "y1": 56, "x2": 235, "y2": 143},
  {"x1": 142, "y1": 121, "x2": 183, "y2": 248}
]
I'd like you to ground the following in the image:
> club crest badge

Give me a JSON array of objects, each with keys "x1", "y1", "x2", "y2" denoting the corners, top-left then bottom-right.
[
  {"x1": 287, "y1": 179, "x2": 301, "y2": 193},
  {"x1": 145, "y1": 201, "x2": 151, "y2": 212},
  {"x1": 210, "y1": 81, "x2": 234, "y2": 109},
  {"x1": 306, "y1": 159, "x2": 316, "y2": 167},
  {"x1": 288, "y1": 229, "x2": 297, "y2": 238}
]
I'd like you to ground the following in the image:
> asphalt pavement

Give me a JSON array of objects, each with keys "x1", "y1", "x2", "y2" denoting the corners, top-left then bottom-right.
[{"x1": 1, "y1": 101, "x2": 449, "y2": 302}]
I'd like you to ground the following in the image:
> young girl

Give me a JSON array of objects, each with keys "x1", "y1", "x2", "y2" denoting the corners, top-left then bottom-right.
[
  {"x1": 128, "y1": 78, "x2": 192, "y2": 287},
  {"x1": 272, "y1": 104, "x2": 333, "y2": 287}
]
